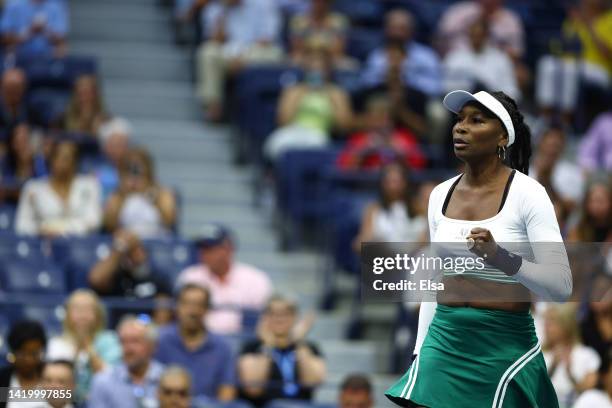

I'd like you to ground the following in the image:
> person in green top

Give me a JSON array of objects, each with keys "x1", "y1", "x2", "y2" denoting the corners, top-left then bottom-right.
[
  {"x1": 46, "y1": 289, "x2": 122, "y2": 404},
  {"x1": 264, "y1": 41, "x2": 353, "y2": 162}
]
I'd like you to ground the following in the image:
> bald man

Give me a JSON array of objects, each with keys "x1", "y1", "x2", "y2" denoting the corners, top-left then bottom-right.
[{"x1": 158, "y1": 366, "x2": 192, "y2": 408}]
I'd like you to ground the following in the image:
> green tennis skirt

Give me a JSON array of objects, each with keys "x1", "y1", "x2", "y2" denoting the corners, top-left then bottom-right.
[{"x1": 385, "y1": 305, "x2": 558, "y2": 408}]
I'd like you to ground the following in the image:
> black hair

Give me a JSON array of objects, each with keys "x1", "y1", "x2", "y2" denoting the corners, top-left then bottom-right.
[
  {"x1": 340, "y1": 374, "x2": 372, "y2": 393},
  {"x1": 4, "y1": 122, "x2": 29, "y2": 175},
  {"x1": 489, "y1": 91, "x2": 532, "y2": 175},
  {"x1": 49, "y1": 138, "x2": 81, "y2": 172},
  {"x1": 7, "y1": 320, "x2": 47, "y2": 352}
]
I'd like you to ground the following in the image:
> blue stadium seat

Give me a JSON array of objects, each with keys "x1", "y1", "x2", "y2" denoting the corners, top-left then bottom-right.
[
  {"x1": 142, "y1": 237, "x2": 196, "y2": 284},
  {"x1": 17, "y1": 55, "x2": 98, "y2": 90},
  {"x1": 0, "y1": 258, "x2": 67, "y2": 294},
  {"x1": 0, "y1": 205, "x2": 16, "y2": 232},
  {"x1": 21, "y1": 303, "x2": 65, "y2": 337},
  {"x1": 333, "y1": 0, "x2": 384, "y2": 27},
  {"x1": 241, "y1": 308, "x2": 261, "y2": 334},
  {"x1": 275, "y1": 148, "x2": 340, "y2": 249},
  {"x1": 0, "y1": 314, "x2": 10, "y2": 360},
  {"x1": 51, "y1": 235, "x2": 112, "y2": 290},
  {"x1": 0, "y1": 232, "x2": 50, "y2": 262},
  {"x1": 346, "y1": 28, "x2": 383, "y2": 62},
  {"x1": 233, "y1": 65, "x2": 302, "y2": 163},
  {"x1": 28, "y1": 88, "x2": 71, "y2": 126}
]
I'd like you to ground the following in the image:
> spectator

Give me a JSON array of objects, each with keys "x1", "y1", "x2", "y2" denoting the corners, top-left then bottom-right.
[
  {"x1": 88, "y1": 316, "x2": 163, "y2": 408},
  {"x1": 535, "y1": 0, "x2": 612, "y2": 127},
  {"x1": 177, "y1": 223, "x2": 273, "y2": 335},
  {"x1": 0, "y1": 123, "x2": 47, "y2": 204},
  {"x1": 46, "y1": 289, "x2": 121, "y2": 404},
  {"x1": 0, "y1": 69, "x2": 36, "y2": 131},
  {"x1": 578, "y1": 110, "x2": 612, "y2": 173},
  {"x1": 15, "y1": 139, "x2": 102, "y2": 236},
  {"x1": 337, "y1": 96, "x2": 426, "y2": 171},
  {"x1": 338, "y1": 374, "x2": 373, "y2": 408},
  {"x1": 158, "y1": 366, "x2": 192, "y2": 408},
  {"x1": 173, "y1": 0, "x2": 208, "y2": 45},
  {"x1": 581, "y1": 296, "x2": 612, "y2": 373},
  {"x1": 573, "y1": 360, "x2": 612, "y2": 408},
  {"x1": 361, "y1": 9, "x2": 442, "y2": 97},
  {"x1": 568, "y1": 179, "x2": 612, "y2": 242},
  {"x1": 360, "y1": 41, "x2": 429, "y2": 138},
  {"x1": 88, "y1": 229, "x2": 172, "y2": 309},
  {"x1": 63, "y1": 75, "x2": 108, "y2": 135},
  {"x1": 437, "y1": 0, "x2": 525, "y2": 59},
  {"x1": 103, "y1": 147, "x2": 177, "y2": 238},
  {"x1": 443, "y1": 18, "x2": 519, "y2": 100},
  {"x1": 155, "y1": 284, "x2": 236, "y2": 401},
  {"x1": 238, "y1": 294, "x2": 325, "y2": 406},
  {"x1": 543, "y1": 303, "x2": 600, "y2": 407},
  {"x1": 263, "y1": 44, "x2": 352, "y2": 162},
  {"x1": 41, "y1": 360, "x2": 76, "y2": 408},
  {"x1": 95, "y1": 117, "x2": 132, "y2": 203},
  {"x1": 0, "y1": 320, "x2": 46, "y2": 408},
  {"x1": 0, "y1": 0, "x2": 68, "y2": 58},
  {"x1": 196, "y1": 0, "x2": 283, "y2": 122},
  {"x1": 289, "y1": 0, "x2": 355, "y2": 70},
  {"x1": 353, "y1": 162, "x2": 427, "y2": 251},
  {"x1": 529, "y1": 127, "x2": 585, "y2": 212}
]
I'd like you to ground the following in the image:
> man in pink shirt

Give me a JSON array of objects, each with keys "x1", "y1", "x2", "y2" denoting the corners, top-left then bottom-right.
[{"x1": 176, "y1": 223, "x2": 273, "y2": 334}]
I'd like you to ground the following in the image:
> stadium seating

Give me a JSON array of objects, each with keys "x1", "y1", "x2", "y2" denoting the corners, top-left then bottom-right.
[
  {"x1": 0, "y1": 232, "x2": 51, "y2": 261},
  {"x1": 0, "y1": 205, "x2": 16, "y2": 232},
  {"x1": 142, "y1": 237, "x2": 196, "y2": 284},
  {"x1": 17, "y1": 55, "x2": 97, "y2": 90},
  {"x1": 51, "y1": 235, "x2": 113, "y2": 290},
  {"x1": 0, "y1": 258, "x2": 67, "y2": 294}
]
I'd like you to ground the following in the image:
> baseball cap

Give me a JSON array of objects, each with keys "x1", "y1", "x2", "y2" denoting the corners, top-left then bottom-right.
[
  {"x1": 194, "y1": 223, "x2": 232, "y2": 249},
  {"x1": 443, "y1": 90, "x2": 515, "y2": 146}
]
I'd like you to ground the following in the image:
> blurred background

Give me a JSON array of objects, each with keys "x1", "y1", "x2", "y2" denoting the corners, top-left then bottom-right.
[{"x1": 0, "y1": 0, "x2": 610, "y2": 407}]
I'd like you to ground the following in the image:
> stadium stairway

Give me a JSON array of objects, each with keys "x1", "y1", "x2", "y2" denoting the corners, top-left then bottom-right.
[{"x1": 68, "y1": 0, "x2": 396, "y2": 405}]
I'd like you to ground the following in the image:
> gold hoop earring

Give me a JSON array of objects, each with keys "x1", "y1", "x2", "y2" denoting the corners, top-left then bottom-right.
[{"x1": 6, "y1": 353, "x2": 15, "y2": 364}]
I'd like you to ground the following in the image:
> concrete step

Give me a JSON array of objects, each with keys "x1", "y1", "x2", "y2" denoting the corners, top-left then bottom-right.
[
  {"x1": 105, "y1": 94, "x2": 200, "y2": 121},
  {"x1": 320, "y1": 340, "x2": 383, "y2": 374},
  {"x1": 130, "y1": 118, "x2": 230, "y2": 141},
  {"x1": 70, "y1": 4, "x2": 168, "y2": 22},
  {"x1": 70, "y1": 17, "x2": 172, "y2": 44}
]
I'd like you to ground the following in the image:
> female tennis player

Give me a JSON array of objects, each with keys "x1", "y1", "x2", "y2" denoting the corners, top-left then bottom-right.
[{"x1": 385, "y1": 90, "x2": 573, "y2": 408}]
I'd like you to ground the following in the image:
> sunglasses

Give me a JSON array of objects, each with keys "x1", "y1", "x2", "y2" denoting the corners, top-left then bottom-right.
[{"x1": 160, "y1": 387, "x2": 189, "y2": 398}]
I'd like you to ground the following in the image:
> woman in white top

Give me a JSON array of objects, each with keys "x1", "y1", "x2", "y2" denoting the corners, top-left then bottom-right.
[
  {"x1": 46, "y1": 289, "x2": 121, "y2": 404},
  {"x1": 543, "y1": 303, "x2": 600, "y2": 408},
  {"x1": 573, "y1": 362, "x2": 612, "y2": 408},
  {"x1": 103, "y1": 147, "x2": 176, "y2": 238},
  {"x1": 385, "y1": 90, "x2": 572, "y2": 408},
  {"x1": 15, "y1": 140, "x2": 102, "y2": 236},
  {"x1": 354, "y1": 162, "x2": 427, "y2": 251}
]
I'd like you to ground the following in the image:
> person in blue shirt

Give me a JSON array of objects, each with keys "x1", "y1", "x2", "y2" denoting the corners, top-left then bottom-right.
[
  {"x1": 360, "y1": 9, "x2": 442, "y2": 97},
  {"x1": 0, "y1": 0, "x2": 69, "y2": 58},
  {"x1": 155, "y1": 284, "x2": 237, "y2": 402},
  {"x1": 88, "y1": 316, "x2": 164, "y2": 408}
]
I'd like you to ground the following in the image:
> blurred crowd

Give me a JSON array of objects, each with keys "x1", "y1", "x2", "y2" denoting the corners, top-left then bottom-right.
[{"x1": 0, "y1": 0, "x2": 610, "y2": 407}]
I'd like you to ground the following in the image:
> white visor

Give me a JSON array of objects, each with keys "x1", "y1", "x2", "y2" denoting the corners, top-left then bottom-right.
[{"x1": 443, "y1": 90, "x2": 515, "y2": 146}]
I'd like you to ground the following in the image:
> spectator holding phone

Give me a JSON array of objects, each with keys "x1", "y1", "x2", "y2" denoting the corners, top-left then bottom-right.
[{"x1": 103, "y1": 147, "x2": 176, "y2": 238}]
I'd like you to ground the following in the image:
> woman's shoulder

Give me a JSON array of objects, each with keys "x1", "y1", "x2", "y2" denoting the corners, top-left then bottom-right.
[
  {"x1": 430, "y1": 174, "x2": 463, "y2": 200},
  {"x1": 510, "y1": 171, "x2": 548, "y2": 198}
]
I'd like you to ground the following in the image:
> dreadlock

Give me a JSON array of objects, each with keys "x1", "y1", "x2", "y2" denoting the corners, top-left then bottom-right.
[{"x1": 489, "y1": 91, "x2": 532, "y2": 175}]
